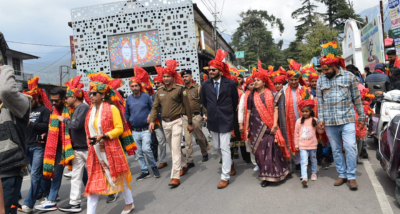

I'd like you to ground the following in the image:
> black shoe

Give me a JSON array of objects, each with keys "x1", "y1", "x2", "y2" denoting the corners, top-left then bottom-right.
[
  {"x1": 322, "y1": 159, "x2": 329, "y2": 170},
  {"x1": 187, "y1": 163, "x2": 195, "y2": 169},
  {"x1": 362, "y1": 149, "x2": 369, "y2": 159},
  {"x1": 261, "y1": 181, "x2": 269, "y2": 187},
  {"x1": 58, "y1": 204, "x2": 82, "y2": 213},
  {"x1": 295, "y1": 164, "x2": 301, "y2": 171},
  {"x1": 136, "y1": 172, "x2": 150, "y2": 181},
  {"x1": 202, "y1": 155, "x2": 209, "y2": 162},
  {"x1": 106, "y1": 193, "x2": 118, "y2": 203}
]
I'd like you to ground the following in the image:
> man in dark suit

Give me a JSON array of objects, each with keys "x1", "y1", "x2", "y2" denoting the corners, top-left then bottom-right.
[{"x1": 201, "y1": 49, "x2": 238, "y2": 189}]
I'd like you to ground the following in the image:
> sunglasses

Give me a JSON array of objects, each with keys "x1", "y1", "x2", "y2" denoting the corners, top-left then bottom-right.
[
  {"x1": 88, "y1": 92, "x2": 99, "y2": 97},
  {"x1": 208, "y1": 68, "x2": 218, "y2": 72}
]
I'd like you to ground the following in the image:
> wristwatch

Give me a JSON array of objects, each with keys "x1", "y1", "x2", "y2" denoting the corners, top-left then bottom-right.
[{"x1": 102, "y1": 134, "x2": 107, "y2": 139}]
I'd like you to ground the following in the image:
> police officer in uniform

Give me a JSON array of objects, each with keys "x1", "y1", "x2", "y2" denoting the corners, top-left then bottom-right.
[
  {"x1": 181, "y1": 70, "x2": 209, "y2": 168},
  {"x1": 149, "y1": 60, "x2": 193, "y2": 188}
]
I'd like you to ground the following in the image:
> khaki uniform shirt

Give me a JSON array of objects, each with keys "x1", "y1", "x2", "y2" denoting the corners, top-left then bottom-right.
[
  {"x1": 183, "y1": 83, "x2": 207, "y2": 116},
  {"x1": 150, "y1": 84, "x2": 193, "y2": 124}
]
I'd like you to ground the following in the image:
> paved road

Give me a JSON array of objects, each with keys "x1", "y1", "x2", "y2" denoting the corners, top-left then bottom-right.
[{"x1": 19, "y1": 133, "x2": 400, "y2": 214}]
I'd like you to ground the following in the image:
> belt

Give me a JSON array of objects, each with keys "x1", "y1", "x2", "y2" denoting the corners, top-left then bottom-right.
[
  {"x1": 132, "y1": 127, "x2": 148, "y2": 132},
  {"x1": 162, "y1": 115, "x2": 181, "y2": 122},
  {"x1": 193, "y1": 112, "x2": 201, "y2": 116}
]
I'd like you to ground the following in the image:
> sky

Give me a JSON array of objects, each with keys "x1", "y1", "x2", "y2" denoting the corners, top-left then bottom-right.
[{"x1": 0, "y1": 0, "x2": 385, "y2": 80}]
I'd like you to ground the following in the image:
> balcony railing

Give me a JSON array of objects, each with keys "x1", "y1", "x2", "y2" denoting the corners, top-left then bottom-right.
[{"x1": 14, "y1": 70, "x2": 33, "y2": 81}]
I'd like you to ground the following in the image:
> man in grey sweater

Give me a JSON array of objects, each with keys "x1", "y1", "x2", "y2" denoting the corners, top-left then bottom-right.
[
  {"x1": 0, "y1": 65, "x2": 30, "y2": 214},
  {"x1": 57, "y1": 84, "x2": 89, "y2": 213}
]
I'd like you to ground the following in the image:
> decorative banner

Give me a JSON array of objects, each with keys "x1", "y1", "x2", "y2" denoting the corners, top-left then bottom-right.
[
  {"x1": 69, "y1": 36, "x2": 76, "y2": 69},
  {"x1": 394, "y1": 37, "x2": 400, "y2": 55},
  {"x1": 201, "y1": 30, "x2": 215, "y2": 56},
  {"x1": 361, "y1": 15, "x2": 385, "y2": 71},
  {"x1": 393, "y1": 27, "x2": 400, "y2": 38},
  {"x1": 108, "y1": 30, "x2": 161, "y2": 71},
  {"x1": 390, "y1": 0, "x2": 400, "y2": 29}
]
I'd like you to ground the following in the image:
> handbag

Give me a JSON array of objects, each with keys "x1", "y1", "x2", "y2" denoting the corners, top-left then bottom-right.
[{"x1": 0, "y1": 105, "x2": 29, "y2": 173}]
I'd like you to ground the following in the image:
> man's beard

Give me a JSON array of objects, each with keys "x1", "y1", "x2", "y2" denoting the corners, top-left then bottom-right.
[
  {"x1": 212, "y1": 72, "x2": 221, "y2": 79},
  {"x1": 325, "y1": 72, "x2": 335, "y2": 79}
]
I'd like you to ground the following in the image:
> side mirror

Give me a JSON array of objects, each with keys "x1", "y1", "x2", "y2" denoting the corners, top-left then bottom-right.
[{"x1": 373, "y1": 85, "x2": 382, "y2": 89}]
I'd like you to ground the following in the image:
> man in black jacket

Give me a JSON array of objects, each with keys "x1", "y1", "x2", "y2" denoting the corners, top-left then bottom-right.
[
  {"x1": 201, "y1": 49, "x2": 238, "y2": 189},
  {"x1": 20, "y1": 77, "x2": 52, "y2": 213},
  {"x1": 57, "y1": 77, "x2": 90, "y2": 213}
]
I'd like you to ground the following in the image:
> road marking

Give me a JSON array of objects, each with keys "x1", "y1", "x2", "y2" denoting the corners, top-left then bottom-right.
[{"x1": 363, "y1": 159, "x2": 394, "y2": 214}]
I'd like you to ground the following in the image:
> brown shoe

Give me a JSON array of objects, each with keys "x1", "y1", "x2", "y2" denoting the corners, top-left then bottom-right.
[
  {"x1": 168, "y1": 179, "x2": 180, "y2": 187},
  {"x1": 180, "y1": 166, "x2": 188, "y2": 176},
  {"x1": 334, "y1": 178, "x2": 348, "y2": 186},
  {"x1": 349, "y1": 179, "x2": 358, "y2": 190},
  {"x1": 157, "y1": 162, "x2": 168, "y2": 169},
  {"x1": 217, "y1": 180, "x2": 229, "y2": 189},
  {"x1": 230, "y1": 163, "x2": 236, "y2": 176}
]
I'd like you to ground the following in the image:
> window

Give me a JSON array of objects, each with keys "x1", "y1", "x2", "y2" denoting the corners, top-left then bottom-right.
[{"x1": 12, "y1": 58, "x2": 21, "y2": 74}]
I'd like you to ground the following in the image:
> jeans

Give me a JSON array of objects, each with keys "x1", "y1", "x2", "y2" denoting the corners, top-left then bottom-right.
[
  {"x1": 133, "y1": 130, "x2": 157, "y2": 173},
  {"x1": 317, "y1": 142, "x2": 331, "y2": 160},
  {"x1": 325, "y1": 123, "x2": 357, "y2": 180},
  {"x1": 300, "y1": 149, "x2": 317, "y2": 179},
  {"x1": 48, "y1": 145, "x2": 65, "y2": 201},
  {"x1": 2, "y1": 176, "x2": 23, "y2": 214},
  {"x1": 24, "y1": 147, "x2": 51, "y2": 207}
]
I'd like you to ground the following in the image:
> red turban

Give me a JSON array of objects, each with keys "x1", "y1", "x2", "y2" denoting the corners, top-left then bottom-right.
[
  {"x1": 254, "y1": 72, "x2": 276, "y2": 91},
  {"x1": 273, "y1": 75, "x2": 286, "y2": 84},
  {"x1": 319, "y1": 42, "x2": 345, "y2": 69},
  {"x1": 23, "y1": 76, "x2": 52, "y2": 110},
  {"x1": 153, "y1": 66, "x2": 164, "y2": 83},
  {"x1": 209, "y1": 49, "x2": 230, "y2": 78},
  {"x1": 298, "y1": 99, "x2": 315, "y2": 111},
  {"x1": 163, "y1": 60, "x2": 184, "y2": 85},
  {"x1": 308, "y1": 72, "x2": 321, "y2": 83},
  {"x1": 129, "y1": 66, "x2": 155, "y2": 95},
  {"x1": 245, "y1": 75, "x2": 254, "y2": 85}
]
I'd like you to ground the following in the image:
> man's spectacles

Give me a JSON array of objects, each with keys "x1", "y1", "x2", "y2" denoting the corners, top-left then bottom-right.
[
  {"x1": 88, "y1": 92, "x2": 98, "y2": 97},
  {"x1": 208, "y1": 68, "x2": 218, "y2": 72}
]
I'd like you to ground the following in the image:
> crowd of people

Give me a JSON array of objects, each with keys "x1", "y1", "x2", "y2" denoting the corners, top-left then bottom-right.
[{"x1": 0, "y1": 40, "x2": 399, "y2": 214}]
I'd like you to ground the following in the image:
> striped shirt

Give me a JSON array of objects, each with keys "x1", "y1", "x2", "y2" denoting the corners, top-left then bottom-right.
[{"x1": 316, "y1": 68, "x2": 365, "y2": 126}]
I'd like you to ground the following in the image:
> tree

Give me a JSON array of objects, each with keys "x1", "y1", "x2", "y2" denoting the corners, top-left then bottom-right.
[
  {"x1": 231, "y1": 10, "x2": 284, "y2": 68},
  {"x1": 291, "y1": 0, "x2": 319, "y2": 41},
  {"x1": 297, "y1": 17, "x2": 340, "y2": 64},
  {"x1": 316, "y1": 0, "x2": 363, "y2": 33}
]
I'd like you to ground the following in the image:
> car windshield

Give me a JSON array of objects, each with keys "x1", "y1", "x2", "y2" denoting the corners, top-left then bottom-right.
[{"x1": 390, "y1": 115, "x2": 400, "y2": 135}]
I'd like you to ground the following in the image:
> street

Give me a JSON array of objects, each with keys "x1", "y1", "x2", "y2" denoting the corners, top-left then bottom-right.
[{"x1": 19, "y1": 133, "x2": 400, "y2": 214}]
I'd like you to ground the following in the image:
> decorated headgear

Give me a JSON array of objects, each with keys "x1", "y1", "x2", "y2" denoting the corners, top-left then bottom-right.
[
  {"x1": 129, "y1": 66, "x2": 155, "y2": 95},
  {"x1": 298, "y1": 87, "x2": 315, "y2": 110},
  {"x1": 228, "y1": 74, "x2": 238, "y2": 83},
  {"x1": 258, "y1": 60, "x2": 272, "y2": 75},
  {"x1": 245, "y1": 75, "x2": 255, "y2": 85},
  {"x1": 163, "y1": 60, "x2": 184, "y2": 85},
  {"x1": 287, "y1": 59, "x2": 301, "y2": 71},
  {"x1": 254, "y1": 71, "x2": 276, "y2": 91},
  {"x1": 153, "y1": 66, "x2": 164, "y2": 83},
  {"x1": 273, "y1": 75, "x2": 287, "y2": 84},
  {"x1": 308, "y1": 72, "x2": 321, "y2": 83},
  {"x1": 286, "y1": 70, "x2": 301, "y2": 79},
  {"x1": 319, "y1": 41, "x2": 345, "y2": 69},
  {"x1": 209, "y1": 49, "x2": 230, "y2": 78},
  {"x1": 85, "y1": 71, "x2": 126, "y2": 111},
  {"x1": 23, "y1": 76, "x2": 51, "y2": 110},
  {"x1": 65, "y1": 75, "x2": 91, "y2": 105}
]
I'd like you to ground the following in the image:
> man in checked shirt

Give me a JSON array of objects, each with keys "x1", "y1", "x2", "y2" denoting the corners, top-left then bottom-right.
[{"x1": 317, "y1": 42, "x2": 365, "y2": 191}]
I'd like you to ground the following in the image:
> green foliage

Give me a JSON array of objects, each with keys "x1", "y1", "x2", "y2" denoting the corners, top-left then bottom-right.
[
  {"x1": 231, "y1": 9, "x2": 284, "y2": 68},
  {"x1": 291, "y1": 0, "x2": 319, "y2": 41},
  {"x1": 297, "y1": 18, "x2": 341, "y2": 63}
]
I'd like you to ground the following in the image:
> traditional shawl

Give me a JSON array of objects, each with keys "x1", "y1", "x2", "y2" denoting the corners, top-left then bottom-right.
[
  {"x1": 285, "y1": 86, "x2": 302, "y2": 155},
  {"x1": 243, "y1": 90, "x2": 251, "y2": 141},
  {"x1": 43, "y1": 104, "x2": 74, "y2": 178},
  {"x1": 84, "y1": 102, "x2": 132, "y2": 195},
  {"x1": 254, "y1": 90, "x2": 291, "y2": 160}
]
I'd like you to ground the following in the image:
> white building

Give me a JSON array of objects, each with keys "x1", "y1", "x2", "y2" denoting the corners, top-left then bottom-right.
[
  {"x1": 342, "y1": 19, "x2": 364, "y2": 73},
  {"x1": 3, "y1": 48, "x2": 38, "y2": 82}
]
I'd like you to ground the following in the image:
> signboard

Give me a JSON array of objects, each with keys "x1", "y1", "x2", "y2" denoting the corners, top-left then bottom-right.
[
  {"x1": 201, "y1": 30, "x2": 215, "y2": 56},
  {"x1": 69, "y1": 36, "x2": 76, "y2": 69},
  {"x1": 108, "y1": 30, "x2": 161, "y2": 71},
  {"x1": 361, "y1": 15, "x2": 385, "y2": 71},
  {"x1": 390, "y1": 0, "x2": 400, "y2": 28},
  {"x1": 394, "y1": 37, "x2": 400, "y2": 55}
]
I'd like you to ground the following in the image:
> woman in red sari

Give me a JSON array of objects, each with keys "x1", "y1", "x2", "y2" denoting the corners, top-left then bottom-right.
[{"x1": 245, "y1": 71, "x2": 291, "y2": 187}]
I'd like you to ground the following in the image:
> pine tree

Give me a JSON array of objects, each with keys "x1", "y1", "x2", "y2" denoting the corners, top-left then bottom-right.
[{"x1": 291, "y1": 0, "x2": 319, "y2": 41}]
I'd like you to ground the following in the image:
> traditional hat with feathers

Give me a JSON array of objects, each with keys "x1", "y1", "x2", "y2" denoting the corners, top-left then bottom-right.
[
  {"x1": 209, "y1": 49, "x2": 230, "y2": 78},
  {"x1": 163, "y1": 60, "x2": 184, "y2": 85},
  {"x1": 129, "y1": 66, "x2": 155, "y2": 95},
  {"x1": 23, "y1": 76, "x2": 52, "y2": 110},
  {"x1": 254, "y1": 68, "x2": 276, "y2": 91},
  {"x1": 287, "y1": 59, "x2": 301, "y2": 71},
  {"x1": 308, "y1": 72, "x2": 321, "y2": 83},
  {"x1": 258, "y1": 60, "x2": 273, "y2": 76},
  {"x1": 65, "y1": 75, "x2": 91, "y2": 105},
  {"x1": 319, "y1": 41, "x2": 345, "y2": 69}
]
